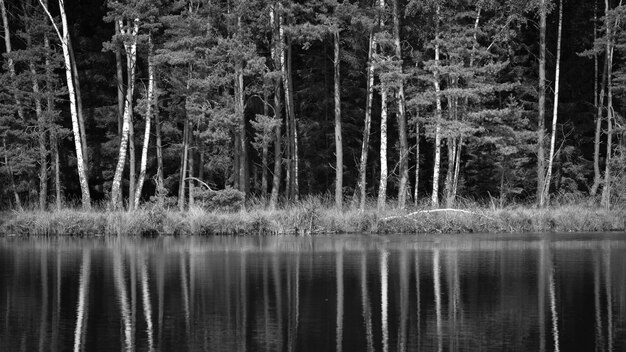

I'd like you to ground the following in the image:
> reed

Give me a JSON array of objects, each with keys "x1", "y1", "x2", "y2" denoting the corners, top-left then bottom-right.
[{"x1": 0, "y1": 197, "x2": 624, "y2": 236}]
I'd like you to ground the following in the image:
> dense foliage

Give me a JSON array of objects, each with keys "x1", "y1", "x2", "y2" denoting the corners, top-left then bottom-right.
[{"x1": 0, "y1": 0, "x2": 624, "y2": 211}]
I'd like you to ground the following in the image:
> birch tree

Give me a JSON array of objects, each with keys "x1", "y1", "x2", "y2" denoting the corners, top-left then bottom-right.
[
  {"x1": 542, "y1": 0, "x2": 563, "y2": 206},
  {"x1": 109, "y1": 11, "x2": 139, "y2": 209},
  {"x1": 39, "y1": 0, "x2": 91, "y2": 209}
]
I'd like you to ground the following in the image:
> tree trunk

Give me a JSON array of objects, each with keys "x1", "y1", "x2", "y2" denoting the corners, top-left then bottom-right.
[
  {"x1": 39, "y1": 0, "x2": 91, "y2": 209},
  {"x1": 414, "y1": 118, "x2": 420, "y2": 206},
  {"x1": 236, "y1": 65, "x2": 247, "y2": 196},
  {"x1": 452, "y1": 137, "x2": 462, "y2": 199},
  {"x1": 1, "y1": 0, "x2": 25, "y2": 120},
  {"x1": 3, "y1": 135, "x2": 22, "y2": 211},
  {"x1": 591, "y1": 0, "x2": 603, "y2": 196},
  {"x1": 188, "y1": 123, "x2": 195, "y2": 208},
  {"x1": 377, "y1": 0, "x2": 388, "y2": 213},
  {"x1": 393, "y1": 0, "x2": 409, "y2": 209},
  {"x1": 110, "y1": 19, "x2": 138, "y2": 210},
  {"x1": 543, "y1": 0, "x2": 563, "y2": 205},
  {"x1": 51, "y1": 129, "x2": 61, "y2": 210},
  {"x1": 237, "y1": 16, "x2": 248, "y2": 197},
  {"x1": 537, "y1": 0, "x2": 547, "y2": 205},
  {"x1": 445, "y1": 137, "x2": 456, "y2": 208},
  {"x1": 357, "y1": 31, "x2": 376, "y2": 211},
  {"x1": 134, "y1": 34, "x2": 154, "y2": 209},
  {"x1": 378, "y1": 87, "x2": 388, "y2": 213},
  {"x1": 128, "y1": 62, "x2": 136, "y2": 210},
  {"x1": 288, "y1": 42, "x2": 299, "y2": 200},
  {"x1": 431, "y1": 4, "x2": 442, "y2": 208},
  {"x1": 68, "y1": 37, "x2": 89, "y2": 174},
  {"x1": 269, "y1": 4, "x2": 282, "y2": 210},
  {"x1": 178, "y1": 109, "x2": 189, "y2": 210},
  {"x1": 44, "y1": 30, "x2": 61, "y2": 210},
  {"x1": 334, "y1": 30, "x2": 343, "y2": 210},
  {"x1": 115, "y1": 21, "x2": 125, "y2": 137},
  {"x1": 154, "y1": 78, "x2": 164, "y2": 192},
  {"x1": 601, "y1": 0, "x2": 615, "y2": 208},
  {"x1": 261, "y1": 88, "x2": 270, "y2": 198},
  {"x1": 26, "y1": 26, "x2": 48, "y2": 210}
]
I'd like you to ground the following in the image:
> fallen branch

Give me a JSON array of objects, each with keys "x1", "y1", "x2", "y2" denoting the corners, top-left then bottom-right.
[
  {"x1": 382, "y1": 208, "x2": 498, "y2": 222},
  {"x1": 185, "y1": 177, "x2": 214, "y2": 191}
]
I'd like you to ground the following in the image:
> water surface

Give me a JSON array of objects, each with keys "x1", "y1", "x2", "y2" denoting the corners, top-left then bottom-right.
[{"x1": 1, "y1": 233, "x2": 625, "y2": 351}]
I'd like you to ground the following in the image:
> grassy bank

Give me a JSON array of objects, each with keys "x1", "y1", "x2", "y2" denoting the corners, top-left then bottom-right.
[{"x1": 0, "y1": 199, "x2": 624, "y2": 236}]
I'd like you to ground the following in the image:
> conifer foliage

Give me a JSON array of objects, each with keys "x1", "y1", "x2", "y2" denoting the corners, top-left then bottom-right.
[{"x1": 0, "y1": 0, "x2": 623, "y2": 210}]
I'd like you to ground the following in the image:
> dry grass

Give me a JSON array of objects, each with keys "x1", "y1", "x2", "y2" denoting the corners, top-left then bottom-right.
[{"x1": 0, "y1": 198, "x2": 624, "y2": 236}]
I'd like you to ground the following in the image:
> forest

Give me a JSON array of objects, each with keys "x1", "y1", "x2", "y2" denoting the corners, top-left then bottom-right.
[{"x1": 0, "y1": 0, "x2": 625, "y2": 213}]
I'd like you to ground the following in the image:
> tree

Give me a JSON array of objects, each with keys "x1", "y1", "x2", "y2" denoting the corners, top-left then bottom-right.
[
  {"x1": 107, "y1": 5, "x2": 139, "y2": 210},
  {"x1": 39, "y1": 0, "x2": 91, "y2": 209},
  {"x1": 537, "y1": 0, "x2": 547, "y2": 205},
  {"x1": 392, "y1": 0, "x2": 409, "y2": 209},
  {"x1": 542, "y1": 0, "x2": 563, "y2": 205}
]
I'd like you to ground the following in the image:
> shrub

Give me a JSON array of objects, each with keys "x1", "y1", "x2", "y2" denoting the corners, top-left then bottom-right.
[{"x1": 195, "y1": 187, "x2": 245, "y2": 212}]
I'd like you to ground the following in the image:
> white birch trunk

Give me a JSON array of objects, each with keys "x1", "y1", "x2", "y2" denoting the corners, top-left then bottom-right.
[
  {"x1": 111, "y1": 18, "x2": 138, "y2": 209},
  {"x1": 431, "y1": 4, "x2": 442, "y2": 208},
  {"x1": 393, "y1": 0, "x2": 409, "y2": 209},
  {"x1": 358, "y1": 31, "x2": 376, "y2": 210},
  {"x1": 134, "y1": 34, "x2": 154, "y2": 209},
  {"x1": 543, "y1": 0, "x2": 563, "y2": 204},
  {"x1": 39, "y1": 0, "x2": 91, "y2": 209},
  {"x1": 378, "y1": 87, "x2": 388, "y2": 213}
]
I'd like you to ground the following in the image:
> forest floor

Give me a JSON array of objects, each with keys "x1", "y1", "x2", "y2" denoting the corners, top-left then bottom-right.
[{"x1": 0, "y1": 199, "x2": 624, "y2": 236}]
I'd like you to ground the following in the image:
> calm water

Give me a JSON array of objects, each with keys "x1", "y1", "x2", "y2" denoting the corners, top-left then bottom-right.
[{"x1": 1, "y1": 233, "x2": 625, "y2": 351}]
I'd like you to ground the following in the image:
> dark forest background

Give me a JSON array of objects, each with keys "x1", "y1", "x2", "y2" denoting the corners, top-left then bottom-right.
[{"x1": 0, "y1": 0, "x2": 624, "y2": 211}]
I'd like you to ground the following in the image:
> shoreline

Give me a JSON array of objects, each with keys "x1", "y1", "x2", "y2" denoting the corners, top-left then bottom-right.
[{"x1": 1, "y1": 204, "x2": 624, "y2": 237}]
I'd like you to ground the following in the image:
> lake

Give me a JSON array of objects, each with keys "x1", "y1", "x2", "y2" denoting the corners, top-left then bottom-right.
[{"x1": 1, "y1": 233, "x2": 625, "y2": 351}]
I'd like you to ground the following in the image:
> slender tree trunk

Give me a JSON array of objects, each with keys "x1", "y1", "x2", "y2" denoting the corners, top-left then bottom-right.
[
  {"x1": 537, "y1": 0, "x2": 547, "y2": 205},
  {"x1": 68, "y1": 37, "x2": 89, "y2": 173},
  {"x1": 134, "y1": 34, "x2": 154, "y2": 209},
  {"x1": 393, "y1": 0, "x2": 409, "y2": 209},
  {"x1": 26, "y1": 25, "x2": 48, "y2": 210},
  {"x1": 234, "y1": 132, "x2": 240, "y2": 189},
  {"x1": 1, "y1": 0, "x2": 25, "y2": 120},
  {"x1": 269, "y1": 4, "x2": 282, "y2": 210},
  {"x1": 452, "y1": 137, "x2": 462, "y2": 199},
  {"x1": 154, "y1": 80, "x2": 164, "y2": 192},
  {"x1": 261, "y1": 87, "x2": 270, "y2": 199},
  {"x1": 3, "y1": 135, "x2": 22, "y2": 211},
  {"x1": 432, "y1": 4, "x2": 442, "y2": 208},
  {"x1": 377, "y1": 0, "x2": 388, "y2": 213},
  {"x1": 270, "y1": 86, "x2": 283, "y2": 210},
  {"x1": 115, "y1": 21, "x2": 125, "y2": 137},
  {"x1": 378, "y1": 86, "x2": 388, "y2": 213},
  {"x1": 128, "y1": 60, "x2": 136, "y2": 210},
  {"x1": 543, "y1": 0, "x2": 563, "y2": 205},
  {"x1": 288, "y1": 42, "x2": 299, "y2": 200},
  {"x1": 188, "y1": 123, "x2": 195, "y2": 208},
  {"x1": 357, "y1": 31, "x2": 376, "y2": 211},
  {"x1": 334, "y1": 30, "x2": 343, "y2": 210},
  {"x1": 591, "y1": 0, "x2": 603, "y2": 196},
  {"x1": 44, "y1": 31, "x2": 61, "y2": 210},
  {"x1": 414, "y1": 118, "x2": 420, "y2": 206},
  {"x1": 601, "y1": 0, "x2": 615, "y2": 209},
  {"x1": 110, "y1": 19, "x2": 138, "y2": 209},
  {"x1": 51, "y1": 129, "x2": 61, "y2": 210},
  {"x1": 40, "y1": 0, "x2": 91, "y2": 209},
  {"x1": 237, "y1": 16, "x2": 248, "y2": 197},
  {"x1": 178, "y1": 110, "x2": 189, "y2": 210}
]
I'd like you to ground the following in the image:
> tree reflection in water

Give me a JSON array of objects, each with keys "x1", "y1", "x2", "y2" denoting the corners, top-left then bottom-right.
[{"x1": 0, "y1": 234, "x2": 625, "y2": 351}]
